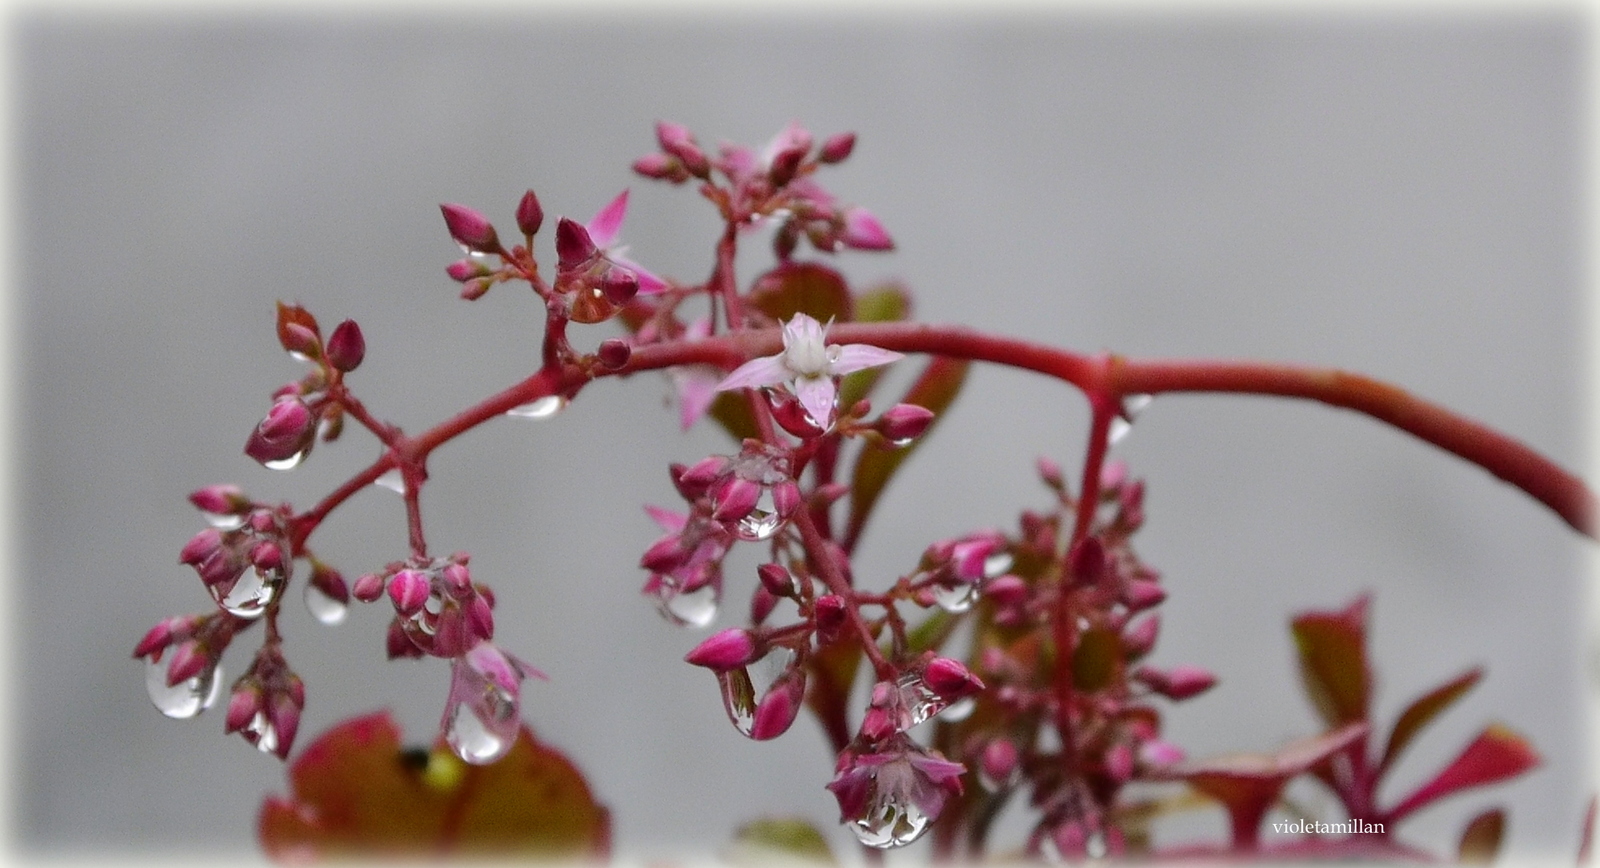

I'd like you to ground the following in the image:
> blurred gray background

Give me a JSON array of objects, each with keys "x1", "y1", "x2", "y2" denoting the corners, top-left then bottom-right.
[{"x1": 11, "y1": 5, "x2": 1592, "y2": 863}]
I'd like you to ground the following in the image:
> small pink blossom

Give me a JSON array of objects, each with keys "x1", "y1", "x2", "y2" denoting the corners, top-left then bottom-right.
[
  {"x1": 715, "y1": 313, "x2": 902, "y2": 429},
  {"x1": 582, "y1": 190, "x2": 666, "y2": 294}
]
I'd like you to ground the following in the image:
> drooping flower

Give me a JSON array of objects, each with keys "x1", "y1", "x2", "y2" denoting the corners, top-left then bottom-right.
[
  {"x1": 715, "y1": 313, "x2": 902, "y2": 429},
  {"x1": 441, "y1": 640, "x2": 544, "y2": 765},
  {"x1": 827, "y1": 734, "x2": 966, "y2": 849}
]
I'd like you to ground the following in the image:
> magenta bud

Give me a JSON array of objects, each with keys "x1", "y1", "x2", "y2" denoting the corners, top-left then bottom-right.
[
  {"x1": 459, "y1": 277, "x2": 494, "y2": 301},
  {"x1": 267, "y1": 693, "x2": 301, "y2": 759},
  {"x1": 1135, "y1": 664, "x2": 1217, "y2": 700},
  {"x1": 189, "y1": 484, "x2": 248, "y2": 516},
  {"x1": 465, "y1": 595, "x2": 495, "y2": 641},
  {"x1": 179, "y1": 528, "x2": 224, "y2": 566},
  {"x1": 757, "y1": 563, "x2": 796, "y2": 597},
  {"x1": 839, "y1": 207, "x2": 893, "y2": 251},
  {"x1": 750, "y1": 585, "x2": 777, "y2": 625},
  {"x1": 600, "y1": 268, "x2": 639, "y2": 304},
  {"x1": 258, "y1": 397, "x2": 312, "y2": 441},
  {"x1": 439, "y1": 202, "x2": 502, "y2": 254},
  {"x1": 1139, "y1": 739, "x2": 1186, "y2": 767},
  {"x1": 442, "y1": 563, "x2": 472, "y2": 599},
  {"x1": 770, "y1": 480, "x2": 803, "y2": 520},
  {"x1": 1100, "y1": 458, "x2": 1129, "y2": 491},
  {"x1": 818, "y1": 131, "x2": 856, "y2": 164},
  {"x1": 1037, "y1": 455, "x2": 1064, "y2": 489},
  {"x1": 685, "y1": 628, "x2": 760, "y2": 671},
  {"x1": 677, "y1": 456, "x2": 726, "y2": 495},
  {"x1": 446, "y1": 257, "x2": 492, "y2": 282},
  {"x1": 225, "y1": 683, "x2": 263, "y2": 733},
  {"x1": 281, "y1": 323, "x2": 322, "y2": 360},
  {"x1": 1105, "y1": 741, "x2": 1135, "y2": 783},
  {"x1": 768, "y1": 390, "x2": 825, "y2": 437},
  {"x1": 1122, "y1": 578, "x2": 1166, "y2": 611},
  {"x1": 814, "y1": 594, "x2": 847, "y2": 641},
  {"x1": 751, "y1": 673, "x2": 804, "y2": 740},
  {"x1": 1068, "y1": 536, "x2": 1106, "y2": 587},
  {"x1": 555, "y1": 217, "x2": 598, "y2": 270},
  {"x1": 595, "y1": 338, "x2": 632, "y2": 370},
  {"x1": 984, "y1": 574, "x2": 1028, "y2": 607},
  {"x1": 639, "y1": 537, "x2": 687, "y2": 574},
  {"x1": 248, "y1": 541, "x2": 284, "y2": 572},
  {"x1": 351, "y1": 572, "x2": 385, "y2": 602},
  {"x1": 654, "y1": 120, "x2": 709, "y2": 177},
  {"x1": 325, "y1": 320, "x2": 365, "y2": 373},
  {"x1": 387, "y1": 569, "x2": 431, "y2": 616},
  {"x1": 812, "y1": 482, "x2": 850, "y2": 507},
  {"x1": 430, "y1": 609, "x2": 467, "y2": 659},
  {"x1": 632, "y1": 152, "x2": 683, "y2": 181},
  {"x1": 385, "y1": 618, "x2": 423, "y2": 660},
  {"x1": 924, "y1": 657, "x2": 984, "y2": 700},
  {"x1": 1122, "y1": 614, "x2": 1160, "y2": 659},
  {"x1": 981, "y1": 739, "x2": 1019, "y2": 784},
  {"x1": 768, "y1": 146, "x2": 805, "y2": 188},
  {"x1": 166, "y1": 641, "x2": 208, "y2": 687},
  {"x1": 515, "y1": 189, "x2": 544, "y2": 237},
  {"x1": 878, "y1": 403, "x2": 935, "y2": 443},
  {"x1": 711, "y1": 477, "x2": 762, "y2": 523}
]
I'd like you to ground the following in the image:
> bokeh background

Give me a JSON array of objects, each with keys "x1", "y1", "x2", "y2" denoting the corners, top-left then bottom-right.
[{"x1": 10, "y1": 3, "x2": 1592, "y2": 863}]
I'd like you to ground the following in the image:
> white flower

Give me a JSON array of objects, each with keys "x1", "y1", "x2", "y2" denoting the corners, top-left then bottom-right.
[{"x1": 715, "y1": 313, "x2": 903, "y2": 429}]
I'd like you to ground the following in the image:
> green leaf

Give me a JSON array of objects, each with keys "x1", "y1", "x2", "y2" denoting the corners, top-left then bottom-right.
[
  {"x1": 747, "y1": 262, "x2": 854, "y2": 324},
  {"x1": 708, "y1": 390, "x2": 761, "y2": 442},
  {"x1": 1457, "y1": 808, "x2": 1505, "y2": 864},
  {"x1": 725, "y1": 817, "x2": 839, "y2": 865},
  {"x1": 1378, "y1": 666, "x2": 1483, "y2": 775},
  {"x1": 1290, "y1": 595, "x2": 1372, "y2": 728},
  {"x1": 905, "y1": 609, "x2": 958, "y2": 656},
  {"x1": 844, "y1": 356, "x2": 970, "y2": 550},
  {"x1": 258, "y1": 711, "x2": 609, "y2": 860}
]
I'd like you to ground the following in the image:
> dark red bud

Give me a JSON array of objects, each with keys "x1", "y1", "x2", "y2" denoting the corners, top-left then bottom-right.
[
  {"x1": 924, "y1": 657, "x2": 984, "y2": 700},
  {"x1": 814, "y1": 594, "x2": 847, "y2": 641},
  {"x1": 599, "y1": 268, "x2": 639, "y2": 305},
  {"x1": 818, "y1": 132, "x2": 856, "y2": 164},
  {"x1": 768, "y1": 147, "x2": 805, "y2": 188},
  {"x1": 757, "y1": 563, "x2": 796, "y2": 597},
  {"x1": 515, "y1": 189, "x2": 544, "y2": 238},
  {"x1": 326, "y1": 320, "x2": 365, "y2": 373},
  {"x1": 596, "y1": 338, "x2": 632, "y2": 370},
  {"x1": 439, "y1": 203, "x2": 503, "y2": 255},
  {"x1": 555, "y1": 218, "x2": 598, "y2": 270},
  {"x1": 1068, "y1": 536, "x2": 1106, "y2": 587}
]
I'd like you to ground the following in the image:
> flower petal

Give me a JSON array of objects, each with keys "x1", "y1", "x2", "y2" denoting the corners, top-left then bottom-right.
[
  {"x1": 715, "y1": 355, "x2": 789, "y2": 393},
  {"x1": 794, "y1": 375, "x2": 837, "y2": 430},
  {"x1": 830, "y1": 343, "x2": 904, "y2": 376},
  {"x1": 610, "y1": 253, "x2": 668, "y2": 294},
  {"x1": 586, "y1": 190, "x2": 630, "y2": 248}
]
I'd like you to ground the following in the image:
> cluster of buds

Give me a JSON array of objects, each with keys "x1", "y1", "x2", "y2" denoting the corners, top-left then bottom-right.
[
  {"x1": 633, "y1": 120, "x2": 891, "y2": 261},
  {"x1": 225, "y1": 642, "x2": 304, "y2": 759},
  {"x1": 179, "y1": 487, "x2": 296, "y2": 619},
  {"x1": 351, "y1": 553, "x2": 496, "y2": 660},
  {"x1": 134, "y1": 611, "x2": 240, "y2": 721},
  {"x1": 245, "y1": 304, "x2": 365, "y2": 469}
]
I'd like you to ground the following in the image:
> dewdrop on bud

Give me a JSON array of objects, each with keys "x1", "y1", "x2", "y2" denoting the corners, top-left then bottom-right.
[
  {"x1": 877, "y1": 404, "x2": 934, "y2": 446},
  {"x1": 685, "y1": 629, "x2": 761, "y2": 671},
  {"x1": 596, "y1": 338, "x2": 632, "y2": 370}
]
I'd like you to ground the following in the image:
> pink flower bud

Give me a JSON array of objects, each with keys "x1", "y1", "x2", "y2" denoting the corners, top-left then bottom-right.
[
  {"x1": 179, "y1": 528, "x2": 224, "y2": 567},
  {"x1": 446, "y1": 257, "x2": 492, "y2": 282},
  {"x1": 1122, "y1": 578, "x2": 1166, "y2": 611},
  {"x1": 1139, "y1": 739, "x2": 1186, "y2": 767},
  {"x1": 554, "y1": 217, "x2": 598, "y2": 270},
  {"x1": 267, "y1": 692, "x2": 301, "y2": 759},
  {"x1": 1135, "y1": 664, "x2": 1217, "y2": 700},
  {"x1": 441, "y1": 563, "x2": 472, "y2": 598},
  {"x1": 258, "y1": 397, "x2": 312, "y2": 441},
  {"x1": 814, "y1": 594, "x2": 847, "y2": 641},
  {"x1": 386, "y1": 617, "x2": 423, "y2": 659},
  {"x1": 431, "y1": 608, "x2": 467, "y2": 659},
  {"x1": 189, "y1": 484, "x2": 248, "y2": 516},
  {"x1": 768, "y1": 146, "x2": 805, "y2": 187},
  {"x1": 166, "y1": 641, "x2": 208, "y2": 687},
  {"x1": 757, "y1": 563, "x2": 796, "y2": 597},
  {"x1": 750, "y1": 585, "x2": 777, "y2": 625},
  {"x1": 676, "y1": 456, "x2": 726, "y2": 495},
  {"x1": 459, "y1": 277, "x2": 493, "y2": 301},
  {"x1": 225, "y1": 683, "x2": 262, "y2": 733},
  {"x1": 632, "y1": 152, "x2": 683, "y2": 181},
  {"x1": 1068, "y1": 536, "x2": 1105, "y2": 587},
  {"x1": 839, "y1": 207, "x2": 893, "y2": 251},
  {"x1": 924, "y1": 657, "x2": 984, "y2": 700},
  {"x1": 596, "y1": 338, "x2": 632, "y2": 370},
  {"x1": 247, "y1": 398, "x2": 316, "y2": 466},
  {"x1": 684, "y1": 628, "x2": 759, "y2": 671},
  {"x1": 515, "y1": 189, "x2": 544, "y2": 237},
  {"x1": 281, "y1": 323, "x2": 322, "y2": 361},
  {"x1": 465, "y1": 595, "x2": 495, "y2": 641},
  {"x1": 600, "y1": 268, "x2": 639, "y2": 304},
  {"x1": 387, "y1": 569, "x2": 431, "y2": 617},
  {"x1": 1122, "y1": 614, "x2": 1160, "y2": 659},
  {"x1": 1100, "y1": 458, "x2": 1129, "y2": 491},
  {"x1": 980, "y1": 738, "x2": 1018, "y2": 784},
  {"x1": 878, "y1": 403, "x2": 934, "y2": 443},
  {"x1": 325, "y1": 320, "x2": 365, "y2": 372},
  {"x1": 1105, "y1": 741, "x2": 1135, "y2": 783},
  {"x1": 439, "y1": 203, "x2": 502, "y2": 254},
  {"x1": 818, "y1": 131, "x2": 856, "y2": 164},
  {"x1": 711, "y1": 477, "x2": 762, "y2": 523},
  {"x1": 984, "y1": 574, "x2": 1028, "y2": 607},
  {"x1": 655, "y1": 120, "x2": 709, "y2": 177},
  {"x1": 1037, "y1": 455, "x2": 1064, "y2": 489},
  {"x1": 133, "y1": 615, "x2": 194, "y2": 659},
  {"x1": 751, "y1": 673, "x2": 804, "y2": 740},
  {"x1": 351, "y1": 572, "x2": 384, "y2": 602},
  {"x1": 639, "y1": 536, "x2": 687, "y2": 574}
]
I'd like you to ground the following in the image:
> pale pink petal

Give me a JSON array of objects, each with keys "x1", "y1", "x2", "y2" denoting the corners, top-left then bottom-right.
[
  {"x1": 586, "y1": 189, "x2": 630, "y2": 248},
  {"x1": 841, "y1": 206, "x2": 893, "y2": 250},
  {"x1": 670, "y1": 366, "x2": 720, "y2": 431},
  {"x1": 644, "y1": 504, "x2": 687, "y2": 533},
  {"x1": 611, "y1": 253, "x2": 668, "y2": 294},
  {"x1": 830, "y1": 343, "x2": 904, "y2": 376},
  {"x1": 794, "y1": 375, "x2": 837, "y2": 429},
  {"x1": 715, "y1": 355, "x2": 789, "y2": 393}
]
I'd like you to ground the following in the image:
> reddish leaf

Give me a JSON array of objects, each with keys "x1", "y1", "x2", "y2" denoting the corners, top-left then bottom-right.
[
  {"x1": 275, "y1": 301, "x2": 323, "y2": 359},
  {"x1": 1378, "y1": 666, "x2": 1483, "y2": 775},
  {"x1": 844, "y1": 356, "x2": 969, "y2": 550},
  {"x1": 1290, "y1": 595, "x2": 1372, "y2": 728},
  {"x1": 259, "y1": 711, "x2": 609, "y2": 861},
  {"x1": 747, "y1": 262, "x2": 854, "y2": 325},
  {"x1": 1457, "y1": 808, "x2": 1505, "y2": 864},
  {"x1": 1387, "y1": 723, "x2": 1540, "y2": 823}
]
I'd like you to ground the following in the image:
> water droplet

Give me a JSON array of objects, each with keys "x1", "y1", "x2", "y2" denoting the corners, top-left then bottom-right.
[
  {"x1": 263, "y1": 450, "x2": 307, "y2": 471},
  {"x1": 932, "y1": 582, "x2": 978, "y2": 614},
  {"x1": 445, "y1": 691, "x2": 517, "y2": 765},
  {"x1": 201, "y1": 512, "x2": 245, "y2": 531},
  {"x1": 211, "y1": 567, "x2": 284, "y2": 619},
  {"x1": 505, "y1": 395, "x2": 567, "y2": 419},
  {"x1": 983, "y1": 552, "x2": 1014, "y2": 579},
  {"x1": 849, "y1": 798, "x2": 930, "y2": 849},
  {"x1": 714, "y1": 646, "x2": 795, "y2": 738},
  {"x1": 1108, "y1": 394, "x2": 1153, "y2": 446},
  {"x1": 145, "y1": 658, "x2": 221, "y2": 720},
  {"x1": 304, "y1": 582, "x2": 347, "y2": 625},
  {"x1": 373, "y1": 469, "x2": 405, "y2": 494},
  {"x1": 244, "y1": 710, "x2": 279, "y2": 755},
  {"x1": 733, "y1": 489, "x2": 783, "y2": 542}
]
